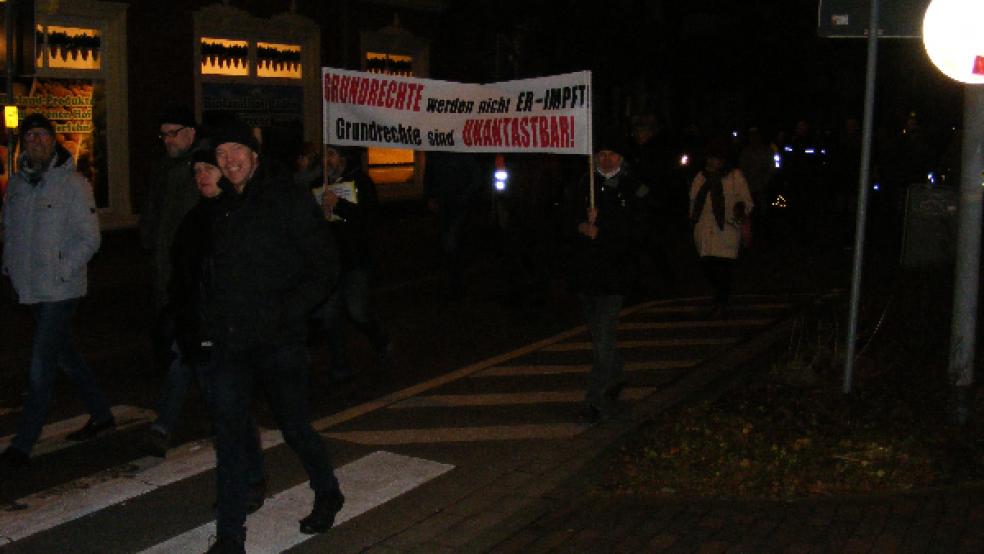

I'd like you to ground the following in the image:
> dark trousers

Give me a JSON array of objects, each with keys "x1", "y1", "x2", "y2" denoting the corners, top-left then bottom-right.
[
  {"x1": 700, "y1": 256, "x2": 736, "y2": 305},
  {"x1": 12, "y1": 298, "x2": 112, "y2": 455},
  {"x1": 208, "y1": 341, "x2": 339, "y2": 543},
  {"x1": 322, "y1": 268, "x2": 389, "y2": 378},
  {"x1": 578, "y1": 293, "x2": 625, "y2": 411}
]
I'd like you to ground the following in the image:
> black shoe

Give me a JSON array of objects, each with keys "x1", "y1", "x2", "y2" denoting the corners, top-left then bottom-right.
[
  {"x1": 247, "y1": 479, "x2": 267, "y2": 514},
  {"x1": 576, "y1": 404, "x2": 603, "y2": 425},
  {"x1": 299, "y1": 488, "x2": 345, "y2": 534},
  {"x1": 204, "y1": 536, "x2": 245, "y2": 554},
  {"x1": 0, "y1": 447, "x2": 29, "y2": 479},
  {"x1": 604, "y1": 381, "x2": 627, "y2": 402},
  {"x1": 210, "y1": 479, "x2": 266, "y2": 515},
  {"x1": 66, "y1": 416, "x2": 116, "y2": 442},
  {"x1": 143, "y1": 428, "x2": 170, "y2": 458}
]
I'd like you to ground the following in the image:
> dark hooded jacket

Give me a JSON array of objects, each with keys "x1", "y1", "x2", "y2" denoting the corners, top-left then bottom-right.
[{"x1": 204, "y1": 163, "x2": 339, "y2": 351}]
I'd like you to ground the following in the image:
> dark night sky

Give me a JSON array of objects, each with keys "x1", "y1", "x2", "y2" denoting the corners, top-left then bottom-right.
[{"x1": 430, "y1": 0, "x2": 963, "y2": 141}]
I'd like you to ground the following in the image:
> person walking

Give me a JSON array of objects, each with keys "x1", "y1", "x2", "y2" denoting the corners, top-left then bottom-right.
[
  {"x1": 316, "y1": 144, "x2": 392, "y2": 382},
  {"x1": 141, "y1": 106, "x2": 208, "y2": 455},
  {"x1": 565, "y1": 135, "x2": 645, "y2": 423},
  {"x1": 690, "y1": 139, "x2": 753, "y2": 319},
  {"x1": 0, "y1": 113, "x2": 114, "y2": 477},
  {"x1": 203, "y1": 122, "x2": 344, "y2": 553}
]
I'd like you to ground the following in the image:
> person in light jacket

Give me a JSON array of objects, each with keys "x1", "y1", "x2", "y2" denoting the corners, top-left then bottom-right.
[
  {"x1": 689, "y1": 139, "x2": 753, "y2": 319},
  {"x1": 0, "y1": 113, "x2": 114, "y2": 479}
]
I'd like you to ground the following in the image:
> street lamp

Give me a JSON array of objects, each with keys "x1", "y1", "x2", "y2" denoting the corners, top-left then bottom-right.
[
  {"x1": 922, "y1": 0, "x2": 984, "y2": 84},
  {"x1": 922, "y1": 0, "x2": 984, "y2": 423}
]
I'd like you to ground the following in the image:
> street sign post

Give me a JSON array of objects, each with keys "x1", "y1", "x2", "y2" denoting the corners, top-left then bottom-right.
[{"x1": 818, "y1": 0, "x2": 929, "y2": 38}]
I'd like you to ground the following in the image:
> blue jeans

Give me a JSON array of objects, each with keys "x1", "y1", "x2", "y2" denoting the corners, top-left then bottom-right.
[
  {"x1": 11, "y1": 298, "x2": 113, "y2": 455},
  {"x1": 151, "y1": 341, "x2": 209, "y2": 435},
  {"x1": 322, "y1": 268, "x2": 389, "y2": 378},
  {"x1": 208, "y1": 342, "x2": 339, "y2": 543},
  {"x1": 578, "y1": 294, "x2": 625, "y2": 411}
]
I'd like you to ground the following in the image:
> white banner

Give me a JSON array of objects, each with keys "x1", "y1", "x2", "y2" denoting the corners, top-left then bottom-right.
[{"x1": 323, "y1": 68, "x2": 591, "y2": 155}]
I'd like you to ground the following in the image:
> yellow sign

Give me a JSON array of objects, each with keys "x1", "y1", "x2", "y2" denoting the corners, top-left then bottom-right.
[{"x1": 4, "y1": 105, "x2": 18, "y2": 129}]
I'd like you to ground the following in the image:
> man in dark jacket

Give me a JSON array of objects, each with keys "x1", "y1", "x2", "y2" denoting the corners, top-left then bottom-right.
[
  {"x1": 317, "y1": 145, "x2": 391, "y2": 381},
  {"x1": 564, "y1": 136, "x2": 645, "y2": 423},
  {"x1": 203, "y1": 122, "x2": 343, "y2": 554}
]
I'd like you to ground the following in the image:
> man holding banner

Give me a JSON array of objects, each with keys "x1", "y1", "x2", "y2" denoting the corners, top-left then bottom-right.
[{"x1": 564, "y1": 135, "x2": 645, "y2": 423}]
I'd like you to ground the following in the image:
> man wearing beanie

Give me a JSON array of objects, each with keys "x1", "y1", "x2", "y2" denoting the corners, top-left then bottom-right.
[
  {"x1": 141, "y1": 105, "x2": 209, "y2": 457},
  {"x1": 0, "y1": 112, "x2": 114, "y2": 478},
  {"x1": 203, "y1": 121, "x2": 343, "y2": 553},
  {"x1": 564, "y1": 131, "x2": 646, "y2": 424}
]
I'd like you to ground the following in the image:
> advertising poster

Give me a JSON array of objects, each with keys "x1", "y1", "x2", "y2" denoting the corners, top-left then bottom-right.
[{"x1": 0, "y1": 78, "x2": 107, "y2": 207}]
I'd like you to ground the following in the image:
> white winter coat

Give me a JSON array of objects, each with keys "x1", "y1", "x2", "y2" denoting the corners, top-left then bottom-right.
[
  {"x1": 1, "y1": 147, "x2": 101, "y2": 304},
  {"x1": 689, "y1": 169, "x2": 753, "y2": 259}
]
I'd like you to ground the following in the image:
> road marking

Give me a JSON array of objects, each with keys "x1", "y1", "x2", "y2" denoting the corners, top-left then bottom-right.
[
  {"x1": 543, "y1": 337, "x2": 738, "y2": 351},
  {"x1": 324, "y1": 423, "x2": 585, "y2": 445},
  {"x1": 475, "y1": 359, "x2": 699, "y2": 377},
  {"x1": 618, "y1": 319, "x2": 770, "y2": 329},
  {"x1": 0, "y1": 429, "x2": 284, "y2": 543},
  {"x1": 0, "y1": 405, "x2": 155, "y2": 457},
  {"x1": 639, "y1": 303, "x2": 790, "y2": 314},
  {"x1": 389, "y1": 387, "x2": 655, "y2": 409},
  {"x1": 139, "y1": 451, "x2": 453, "y2": 554}
]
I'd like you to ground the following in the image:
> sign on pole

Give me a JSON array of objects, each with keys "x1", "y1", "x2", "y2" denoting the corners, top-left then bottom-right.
[
  {"x1": 323, "y1": 68, "x2": 592, "y2": 155},
  {"x1": 818, "y1": 0, "x2": 928, "y2": 38}
]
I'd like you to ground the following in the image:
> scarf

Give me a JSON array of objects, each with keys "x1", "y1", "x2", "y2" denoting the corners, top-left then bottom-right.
[{"x1": 692, "y1": 170, "x2": 725, "y2": 230}]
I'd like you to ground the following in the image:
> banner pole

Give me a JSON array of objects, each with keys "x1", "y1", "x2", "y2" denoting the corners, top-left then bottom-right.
[{"x1": 589, "y1": 154, "x2": 595, "y2": 210}]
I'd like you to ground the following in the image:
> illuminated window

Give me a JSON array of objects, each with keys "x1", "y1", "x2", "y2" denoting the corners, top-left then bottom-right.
[
  {"x1": 36, "y1": 25, "x2": 101, "y2": 71},
  {"x1": 257, "y1": 42, "x2": 301, "y2": 79},
  {"x1": 366, "y1": 52, "x2": 413, "y2": 76},
  {"x1": 201, "y1": 38, "x2": 249, "y2": 76},
  {"x1": 365, "y1": 52, "x2": 415, "y2": 184}
]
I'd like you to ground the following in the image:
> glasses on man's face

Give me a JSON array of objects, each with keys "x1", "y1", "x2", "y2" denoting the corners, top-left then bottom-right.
[
  {"x1": 23, "y1": 129, "x2": 51, "y2": 141},
  {"x1": 158, "y1": 126, "x2": 187, "y2": 140}
]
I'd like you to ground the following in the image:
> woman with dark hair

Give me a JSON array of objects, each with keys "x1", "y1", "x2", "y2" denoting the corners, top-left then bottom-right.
[{"x1": 689, "y1": 139, "x2": 753, "y2": 319}]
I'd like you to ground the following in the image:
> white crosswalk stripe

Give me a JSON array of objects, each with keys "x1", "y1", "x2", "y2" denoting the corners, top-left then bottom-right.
[{"x1": 139, "y1": 451, "x2": 453, "y2": 554}]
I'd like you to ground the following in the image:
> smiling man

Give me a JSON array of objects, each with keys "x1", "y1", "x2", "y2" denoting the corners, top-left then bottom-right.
[{"x1": 202, "y1": 122, "x2": 343, "y2": 554}]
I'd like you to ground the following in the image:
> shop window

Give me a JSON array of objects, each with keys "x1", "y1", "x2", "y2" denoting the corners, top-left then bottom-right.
[
  {"x1": 36, "y1": 25, "x2": 101, "y2": 71},
  {"x1": 257, "y1": 42, "x2": 301, "y2": 79},
  {"x1": 201, "y1": 38, "x2": 249, "y2": 76},
  {"x1": 365, "y1": 52, "x2": 414, "y2": 185},
  {"x1": 366, "y1": 52, "x2": 413, "y2": 76}
]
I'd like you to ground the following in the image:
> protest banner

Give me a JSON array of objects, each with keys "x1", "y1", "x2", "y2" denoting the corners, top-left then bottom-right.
[{"x1": 323, "y1": 68, "x2": 591, "y2": 155}]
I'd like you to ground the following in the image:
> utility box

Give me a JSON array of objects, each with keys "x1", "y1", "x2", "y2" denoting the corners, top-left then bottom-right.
[{"x1": 900, "y1": 184, "x2": 957, "y2": 267}]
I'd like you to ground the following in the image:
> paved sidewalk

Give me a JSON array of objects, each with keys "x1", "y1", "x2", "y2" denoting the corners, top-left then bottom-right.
[{"x1": 334, "y1": 297, "x2": 984, "y2": 554}]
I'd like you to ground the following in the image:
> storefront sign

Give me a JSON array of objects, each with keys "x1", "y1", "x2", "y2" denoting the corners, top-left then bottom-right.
[
  {"x1": 323, "y1": 68, "x2": 592, "y2": 155},
  {"x1": 0, "y1": 78, "x2": 107, "y2": 207}
]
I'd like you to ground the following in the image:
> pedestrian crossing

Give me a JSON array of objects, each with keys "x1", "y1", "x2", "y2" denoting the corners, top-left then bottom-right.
[{"x1": 0, "y1": 294, "x2": 799, "y2": 552}]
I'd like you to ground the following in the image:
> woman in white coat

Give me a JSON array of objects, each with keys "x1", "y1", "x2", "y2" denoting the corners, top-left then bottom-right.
[{"x1": 689, "y1": 142, "x2": 753, "y2": 318}]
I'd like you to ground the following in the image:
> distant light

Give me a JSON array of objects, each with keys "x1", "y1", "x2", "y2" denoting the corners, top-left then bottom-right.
[
  {"x1": 4, "y1": 106, "x2": 17, "y2": 129},
  {"x1": 928, "y1": 171, "x2": 937, "y2": 184},
  {"x1": 494, "y1": 170, "x2": 508, "y2": 181},
  {"x1": 804, "y1": 148, "x2": 816, "y2": 155},
  {"x1": 773, "y1": 153, "x2": 782, "y2": 169},
  {"x1": 873, "y1": 183, "x2": 881, "y2": 191},
  {"x1": 820, "y1": 148, "x2": 828, "y2": 155},
  {"x1": 679, "y1": 154, "x2": 689, "y2": 167},
  {"x1": 495, "y1": 180, "x2": 506, "y2": 191},
  {"x1": 922, "y1": 0, "x2": 984, "y2": 84},
  {"x1": 783, "y1": 145, "x2": 793, "y2": 153},
  {"x1": 731, "y1": 130, "x2": 738, "y2": 138},
  {"x1": 771, "y1": 194, "x2": 788, "y2": 209}
]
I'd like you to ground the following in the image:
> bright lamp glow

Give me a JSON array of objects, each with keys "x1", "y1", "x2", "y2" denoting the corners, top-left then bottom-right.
[{"x1": 922, "y1": 0, "x2": 984, "y2": 84}]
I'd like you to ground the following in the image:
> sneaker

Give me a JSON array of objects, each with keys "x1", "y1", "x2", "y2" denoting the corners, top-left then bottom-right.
[
  {"x1": 299, "y1": 488, "x2": 345, "y2": 534},
  {"x1": 66, "y1": 416, "x2": 116, "y2": 442},
  {"x1": 143, "y1": 428, "x2": 170, "y2": 458}
]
